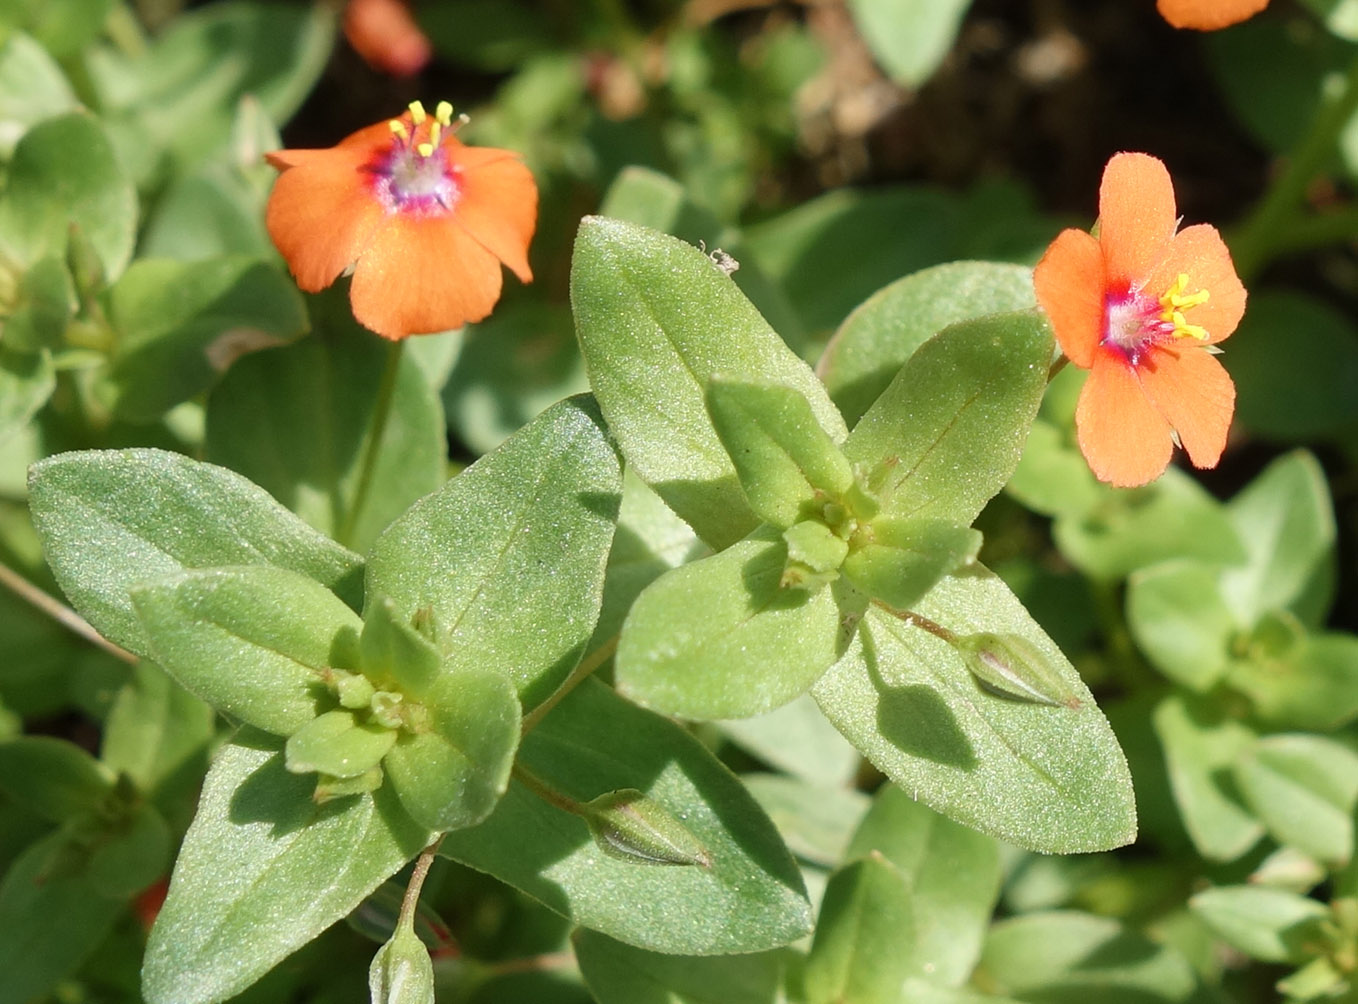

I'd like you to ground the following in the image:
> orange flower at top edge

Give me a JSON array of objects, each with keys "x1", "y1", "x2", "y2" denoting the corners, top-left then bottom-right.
[
  {"x1": 343, "y1": 0, "x2": 432, "y2": 77},
  {"x1": 1157, "y1": 0, "x2": 1269, "y2": 30},
  {"x1": 1033, "y1": 152, "x2": 1247, "y2": 488},
  {"x1": 265, "y1": 100, "x2": 537, "y2": 339}
]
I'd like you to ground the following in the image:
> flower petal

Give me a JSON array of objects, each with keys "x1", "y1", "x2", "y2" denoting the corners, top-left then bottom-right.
[
  {"x1": 265, "y1": 145, "x2": 388, "y2": 292},
  {"x1": 1146, "y1": 223, "x2": 1246, "y2": 345},
  {"x1": 348, "y1": 215, "x2": 504, "y2": 339},
  {"x1": 1139, "y1": 344, "x2": 1235, "y2": 470},
  {"x1": 1033, "y1": 227, "x2": 1105, "y2": 368},
  {"x1": 1157, "y1": 0, "x2": 1269, "y2": 30},
  {"x1": 343, "y1": 0, "x2": 432, "y2": 77},
  {"x1": 1098, "y1": 152, "x2": 1178, "y2": 288},
  {"x1": 449, "y1": 144, "x2": 538, "y2": 283},
  {"x1": 1076, "y1": 348, "x2": 1174, "y2": 488}
]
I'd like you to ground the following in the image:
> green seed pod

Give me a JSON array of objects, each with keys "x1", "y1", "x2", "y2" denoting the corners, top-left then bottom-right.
[
  {"x1": 582, "y1": 788, "x2": 711, "y2": 867},
  {"x1": 955, "y1": 632, "x2": 1082, "y2": 709}
]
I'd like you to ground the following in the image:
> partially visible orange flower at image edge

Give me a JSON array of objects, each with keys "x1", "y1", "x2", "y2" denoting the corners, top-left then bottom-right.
[
  {"x1": 1157, "y1": 0, "x2": 1269, "y2": 30},
  {"x1": 343, "y1": 0, "x2": 431, "y2": 77},
  {"x1": 1033, "y1": 152, "x2": 1247, "y2": 489},
  {"x1": 265, "y1": 100, "x2": 537, "y2": 340}
]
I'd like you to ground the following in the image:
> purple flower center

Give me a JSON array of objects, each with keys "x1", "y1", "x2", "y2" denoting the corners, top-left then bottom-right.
[
  {"x1": 370, "y1": 143, "x2": 461, "y2": 216},
  {"x1": 1102, "y1": 284, "x2": 1174, "y2": 366}
]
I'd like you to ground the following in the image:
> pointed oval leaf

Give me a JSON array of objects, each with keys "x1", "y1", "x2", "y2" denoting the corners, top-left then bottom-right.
[
  {"x1": 707, "y1": 380, "x2": 853, "y2": 529},
  {"x1": 284, "y1": 710, "x2": 396, "y2": 779},
  {"x1": 571, "y1": 216, "x2": 845, "y2": 549},
  {"x1": 438, "y1": 679, "x2": 812, "y2": 955},
  {"x1": 1235, "y1": 734, "x2": 1358, "y2": 866},
  {"x1": 28, "y1": 448, "x2": 364, "y2": 657},
  {"x1": 1126, "y1": 561, "x2": 1237, "y2": 692},
  {"x1": 131, "y1": 565, "x2": 361, "y2": 737},
  {"x1": 818, "y1": 261, "x2": 1036, "y2": 427},
  {"x1": 366, "y1": 396, "x2": 620, "y2": 710},
  {"x1": 575, "y1": 929, "x2": 785, "y2": 1004},
  {"x1": 804, "y1": 855, "x2": 915, "y2": 1004},
  {"x1": 383, "y1": 666, "x2": 520, "y2": 833},
  {"x1": 813, "y1": 566, "x2": 1135, "y2": 853},
  {"x1": 844, "y1": 312, "x2": 1052, "y2": 526},
  {"x1": 142, "y1": 731, "x2": 430, "y2": 1004},
  {"x1": 1190, "y1": 886, "x2": 1331, "y2": 965},
  {"x1": 616, "y1": 528, "x2": 847, "y2": 720},
  {"x1": 0, "y1": 736, "x2": 113, "y2": 823}
]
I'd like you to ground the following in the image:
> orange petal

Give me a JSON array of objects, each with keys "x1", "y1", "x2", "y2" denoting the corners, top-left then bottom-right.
[
  {"x1": 1157, "y1": 0, "x2": 1269, "y2": 30},
  {"x1": 348, "y1": 215, "x2": 504, "y2": 338},
  {"x1": 267, "y1": 121, "x2": 394, "y2": 171},
  {"x1": 1146, "y1": 223, "x2": 1247, "y2": 345},
  {"x1": 1034, "y1": 228, "x2": 1105, "y2": 369},
  {"x1": 1098, "y1": 152, "x2": 1178, "y2": 288},
  {"x1": 265, "y1": 146, "x2": 388, "y2": 292},
  {"x1": 343, "y1": 0, "x2": 432, "y2": 77},
  {"x1": 1138, "y1": 344, "x2": 1235, "y2": 470},
  {"x1": 448, "y1": 143, "x2": 538, "y2": 282},
  {"x1": 1076, "y1": 348, "x2": 1174, "y2": 488}
]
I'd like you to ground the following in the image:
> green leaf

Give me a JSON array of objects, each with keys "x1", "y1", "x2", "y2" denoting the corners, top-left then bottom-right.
[
  {"x1": 1152, "y1": 694, "x2": 1263, "y2": 862},
  {"x1": 101, "y1": 661, "x2": 216, "y2": 803},
  {"x1": 719, "y1": 694, "x2": 861, "y2": 786},
  {"x1": 206, "y1": 327, "x2": 445, "y2": 552},
  {"x1": 812, "y1": 567, "x2": 1135, "y2": 854},
  {"x1": 841, "y1": 518, "x2": 981, "y2": 611},
  {"x1": 743, "y1": 774, "x2": 871, "y2": 866},
  {"x1": 0, "y1": 831, "x2": 124, "y2": 1004},
  {"x1": 0, "y1": 112, "x2": 136, "y2": 279},
  {"x1": 1227, "y1": 292, "x2": 1358, "y2": 439},
  {"x1": 1054, "y1": 467, "x2": 1246, "y2": 580},
  {"x1": 139, "y1": 162, "x2": 274, "y2": 263},
  {"x1": 0, "y1": 33, "x2": 77, "y2": 156},
  {"x1": 818, "y1": 261, "x2": 1036, "y2": 427},
  {"x1": 1228, "y1": 632, "x2": 1358, "y2": 730},
  {"x1": 1220, "y1": 450, "x2": 1336, "y2": 628},
  {"x1": 0, "y1": 0, "x2": 115, "y2": 58},
  {"x1": 0, "y1": 736, "x2": 113, "y2": 823},
  {"x1": 87, "y1": 2, "x2": 335, "y2": 174},
  {"x1": 844, "y1": 312, "x2": 1052, "y2": 525},
  {"x1": 383, "y1": 667, "x2": 520, "y2": 833},
  {"x1": 0, "y1": 347, "x2": 55, "y2": 444},
  {"x1": 574, "y1": 929, "x2": 784, "y2": 1004},
  {"x1": 131, "y1": 566, "x2": 362, "y2": 737},
  {"x1": 707, "y1": 380, "x2": 853, "y2": 529},
  {"x1": 285, "y1": 710, "x2": 396, "y2": 779},
  {"x1": 805, "y1": 855, "x2": 915, "y2": 1004},
  {"x1": 439, "y1": 679, "x2": 812, "y2": 955},
  {"x1": 366, "y1": 396, "x2": 620, "y2": 710},
  {"x1": 571, "y1": 216, "x2": 845, "y2": 550},
  {"x1": 1235, "y1": 734, "x2": 1358, "y2": 867},
  {"x1": 977, "y1": 912, "x2": 1207, "y2": 1003},
  {"x1": 2, "y1": 256, "x2": 75, "y2": 354},
  {"x1": 142, "y1": 731, "x2": 430, "y2": 1004},
  {"x1": 845, "y1": 785, "x2": 1001, "y2": 988},
  {"x1": 104, "y1": 257, "x2": 308, "y2": 422},
  {"x1": 616, "y1": 527, "x2": 848, "y2": 720},
  {"x1": 846, "y1": 0, "x2": 974, "y2": 86},
  {"x1": 87, "y1": 801, "x2": 172, "y2": 898},
  {"x1": 28, "y1": 448, "x2": 364, "y2": 657},
  {"x1": 1190, "y1": 886, "x2": 1331, "y2": 965},
  {"x1": 359, "y1": 597, "x2": 441, "y2": 697},
  {"x1": 1006, "y1": 418, "x2": 1103, "y2": 519},
  {"x1": 1126, "y1": 561, "x2": 1238, "y2": 691}
]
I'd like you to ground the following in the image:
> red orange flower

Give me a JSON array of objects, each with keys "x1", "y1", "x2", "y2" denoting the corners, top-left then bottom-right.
[
  {"x1": 266, "y1": 101, "x2": 536, "y2": 339},
  {"x1": 343, "y1": 0, "x2": 431, "y2": 77},
  {"x1": 1157, "y1": 0, "x2": 1269, "y2": 30},
  {"x1": 1033, "y1": 152, "x2": 1246, "y2": 488}
]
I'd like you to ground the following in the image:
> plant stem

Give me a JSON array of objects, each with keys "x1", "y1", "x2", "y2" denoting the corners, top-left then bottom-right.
[
  {"x1": 0, "y1": 562, "x2": 136, "y2": 664},
  {"x1": 339, "y1": 339, "x2": 404, "y2": 548},
  {"x1": 520, "y1": 635, "x2": 618, "y2": 734},
  {"x1": 1231, "y1": 51, "x2": 1358, "y2": 281},
  {"x1": 511, "y1": 764, "x2": 586, "y2": 815},
  {"x1": 398, "y1": 837, "x2": 443, "y2": 933},
  {"x1": 871, "y1": 601, "x2": 958, "y2": 644}
]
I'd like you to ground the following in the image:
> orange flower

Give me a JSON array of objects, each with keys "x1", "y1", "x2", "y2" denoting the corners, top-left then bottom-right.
[
  {"x1": 1033, "y1": 153, "x2": 1246, "y2": 488},
  {"x1": 1157, "y1": 0, "x2": 1269, "y2": 30},
  {"x1": 266, "y1": 100, "x2": 536, "y2": 339},
  {"x1": 343, "y1": 0, "x2": 431, "y2": 77}
]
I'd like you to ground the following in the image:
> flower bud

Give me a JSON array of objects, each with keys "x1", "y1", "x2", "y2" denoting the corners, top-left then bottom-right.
[
  {"x1": 369, "y1": 922, "x2": 435, "y2": 1004},
  {"x1": 582, "y1": 789, "x2": 711, "y2": 867},
  {"x1": 955, "y1": 632, "x2": 1081, "y2": 709}
]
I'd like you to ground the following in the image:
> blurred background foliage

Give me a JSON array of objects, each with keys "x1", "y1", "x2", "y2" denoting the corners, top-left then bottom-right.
[{"x1": 2, "y1": 0, "x2": 1358, "y2": 1001}]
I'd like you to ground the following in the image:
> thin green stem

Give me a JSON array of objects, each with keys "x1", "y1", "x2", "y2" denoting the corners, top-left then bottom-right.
[
  {"x1": 1267, "y1": 204, "x2": 1358, "y2": 257},
  {"x1": 398, "y1": 837, "x2": 443, "y2": 933},
  {"x1": 520, "y1": 635, "x2": 618, "y2": 734},
  {"x1": 870, "y1": 601, "x2": 959, "y2": 645},
  {"x1": 511, "y1": 764, "x2": 586, "y2": 816},
  {"x1": 0, "y1": 562, "x2": 136, "y2": 664},
  {"x1": 1231, "y1": 51, "x2": 1358, "y2": 281},
  {"x1": 339, "y1": 339, "x2": 405, "y2": 548}
]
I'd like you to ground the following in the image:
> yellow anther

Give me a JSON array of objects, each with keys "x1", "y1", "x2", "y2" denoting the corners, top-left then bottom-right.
[
  {"x1": 416, "y1": 142, "x2": 434, "y2": 158},
  {"x1": 388, "y1": 120, "x2": 408, "y2": 140},
  {"x1": 435, "y1": 100, "x2": 454, "y2": 126},
  {"x1": 408, "y1": 100, "x2": 427, "y2": 124},
  {"x1": 1159, "y1": 273, "x2": 1211, "y2": 340}
]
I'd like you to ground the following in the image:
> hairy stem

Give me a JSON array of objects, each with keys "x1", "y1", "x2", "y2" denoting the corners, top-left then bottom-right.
[
  {"x1": 0, "y1": 562, "x2": 136, "y2": 664},
  {"x1": 520, "y1": 635, "x2": 619, "y2": 734}
]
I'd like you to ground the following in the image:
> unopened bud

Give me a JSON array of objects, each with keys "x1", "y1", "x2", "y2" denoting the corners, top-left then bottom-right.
[
  {"x1": 781, "y1": 519, "x2": 848, "y2": 592},
  {"x1": 369, "y1": 923, "x2": 435, "y2": 1004},
  {"x1": 315, "y1": 766, "x2": 385, "y2": 803},
  {"x1": 583, "y1": 789, "x2": 711, "y2": 867},
  {"x1": 955, "y1": 632, "x2": 1081, "y2": 709}
]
